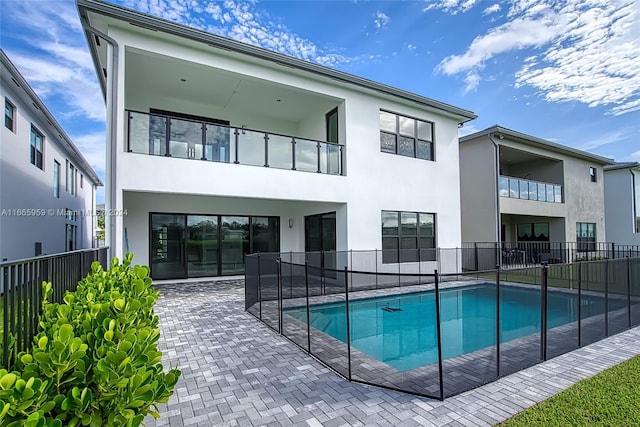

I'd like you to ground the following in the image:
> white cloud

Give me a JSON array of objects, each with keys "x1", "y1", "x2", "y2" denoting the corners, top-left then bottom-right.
[
  {"x1": 408, "y1": 44, "x2": 417, "y2": 51},
  {"x1": 482, "y1": 4, "x2": 502, "y2": 15},
  {"x1": 435, "y1": 0, "x2": 640, "y2": 115},
  {"x1": 630, "y1": 151, "x2": 640, "y2": 162},
  {"x1": 424, "y1": 0, "x2": 478, "y2": 14},
  {"x1": 70, "y1": 131, "x2": 108, "y2": 176},
  {"x1": 374, "y1": 11, "x2": 391, "y2": 29},
  {"x1": 123, "y1": 0, "x2": 354, "y2": 67},
  {"x1": 578, "y1": 127, "x2": 635, "y2": 151},
  {"x1": 437, "y1": 15, "x2": 565, "y2": 75}
]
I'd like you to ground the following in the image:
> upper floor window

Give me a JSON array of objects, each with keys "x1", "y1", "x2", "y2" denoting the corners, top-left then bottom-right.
[
  {"x1": 589, "y1": 167, "x2": 597, "y2": 183},
  {"x1": 380, "y1": 110, "x2": 434, "y2": 161},
  {"x1": 382, "y1": 210, "x2": 436, "y2": 263},
  {"x1": 67, "y1": 162, "x2": 76, "y2": 196},
  {"x1": 4, "y1": 98, "x2": 15, "y2": 132},
  {"x1": 577, "y1": 222, "x2": 596, "y2": 252},
  {"x1": 80, "y1": 174, "x2": 84, "y2": 189},
  {"x1": 53, "y1": 161, "x2": 60, "y2": 198},
  {"x1": 30, "y1": 126, "x2": 44, "y2": 169}
]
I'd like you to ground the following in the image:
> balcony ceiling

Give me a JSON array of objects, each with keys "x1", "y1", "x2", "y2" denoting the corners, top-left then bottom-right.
[
  {"x1": 125, "y1": 49, "x2": 338, "y2": 122},
  {"x1": 500, "y1": 145, "x2": 560, "y2": 165}
]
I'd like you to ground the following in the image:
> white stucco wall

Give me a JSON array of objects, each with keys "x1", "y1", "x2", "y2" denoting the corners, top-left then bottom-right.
[{"x1": 0, "y1": 76, "x2": 97, "y2": 261}]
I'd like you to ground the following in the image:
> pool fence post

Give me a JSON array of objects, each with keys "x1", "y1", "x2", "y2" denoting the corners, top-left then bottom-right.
[
  {"x1": 604, "y1": 258, "x2": 609, "y2": 337},
  {"x1": 496, "y1": 264, "x2": 501, "y2": 378},
  {"x1": 350, "y1": 249, "x2": 353, "y2": 292},
  {"x1": 305, "y1": 261, "x2": 311, "y2": 352},
  {"x1": 257, "y1": 253, "x2": 262, "y2": 320},
  {"x1": 540, "y1": 263, "x2": 548, "y2": 361},
  {"x1": 434, "y1": 269, "x2": 445, "y2": 401},
  {"x1": 344, "y1": 267, "x2": 352, "y2": 381},
  {"x1": 627, "y1": 256, "x2": 632, "y2": 329},
  {"x1": 321, "y1": 250, "x2": 325, "y2": 296},
  {"x1": 474, "y1": 242, "x2": 479, "y2": 272},
  {"x1": 290, "y1": 250, "x2": 293, "y2": 299},
  {"x1": 577, "y1": 261, "x2": 582, "y2": 348},
  {"x1": 375, "y1": 249, "x2": 379, "y2": 289},
  {"x1": 277, "y1": 258, "x2": 282, "y2": 334}
]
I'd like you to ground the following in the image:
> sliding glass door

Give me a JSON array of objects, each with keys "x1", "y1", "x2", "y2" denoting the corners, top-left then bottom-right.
[
  {"x1": 187, "y1": 216, "x2": 218, "y2": 278},
  {"x1": 150, "y1": 213, "x2": 279, "y2": 279},
  {"x1": 151, "y1": 214, "x2": 187, "y2": 280}
]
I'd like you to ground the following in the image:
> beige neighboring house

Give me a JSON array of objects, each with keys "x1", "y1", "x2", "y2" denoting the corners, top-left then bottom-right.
[
  {"x1": 604, "y1": 162, "x2": 640, "y2": 246},
  {"x1": 459, "y1": 125, "x2": 614, "y2": 263}
]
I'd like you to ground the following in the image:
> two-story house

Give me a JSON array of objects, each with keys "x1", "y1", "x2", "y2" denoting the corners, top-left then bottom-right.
[
  {"x1": 604, "y1": 162, "x2": 640, "y2": 247},
  {"x1": 0, "y1": 49, "x2": 102, "y2": 261},
  {"x1": 77, "y1": 0, "x2": 476, "y2": 279},
  {"x1": 459, "y1": 125, "x2": 614, "y2": 265}
]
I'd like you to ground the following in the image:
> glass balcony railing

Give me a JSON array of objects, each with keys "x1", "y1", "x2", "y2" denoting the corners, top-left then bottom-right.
[
  {"x1": 499, "y1": 175, "x2": 563, "y2": 203},
  {"x1": 126, "y1": 110, "x2": 344, "y2": 175}
]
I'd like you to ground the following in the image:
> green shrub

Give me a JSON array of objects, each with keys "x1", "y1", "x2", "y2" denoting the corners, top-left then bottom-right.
[{"x1": 0, "y1": 254, "x2": 180, "y2": 427}]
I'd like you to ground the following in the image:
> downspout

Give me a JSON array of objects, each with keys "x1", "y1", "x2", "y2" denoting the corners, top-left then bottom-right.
[
  {"x1": 79, "y1": 18, "x2": 119, "y2": 259},
  {"x1": 632, "y1": 168, "x2": 638, "y2": 234},
  {"x1": 488, "y1": 134, "x2": 502, "y2": 265}
]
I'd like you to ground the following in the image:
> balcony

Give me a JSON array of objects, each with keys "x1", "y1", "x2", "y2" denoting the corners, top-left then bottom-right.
[
  {"x1": 126, "y1": 110, "x2": 344, "y2": 175},
  {"x1": 499, "y1": 176, "x2": 563, "y2": 203}
]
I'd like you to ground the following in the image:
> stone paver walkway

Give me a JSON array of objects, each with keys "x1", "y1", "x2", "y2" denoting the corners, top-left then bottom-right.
[{"x1": 145, "y1": 279, "x2": 640, "y2": 427}]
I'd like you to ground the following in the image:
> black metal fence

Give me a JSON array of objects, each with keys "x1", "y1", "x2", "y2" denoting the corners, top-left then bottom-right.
[
  {"x1": 0, "y1": 248, "x2": 109, "y2": 369},
  {"x1": 245, "y1": 252, "x2": 640, "y2": 400},
  {"x1": 462, "y1": 242, "x2": 640, "y2": 271}
]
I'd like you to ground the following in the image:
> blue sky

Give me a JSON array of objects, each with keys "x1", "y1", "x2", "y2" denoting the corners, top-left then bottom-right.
[{"x1": 1, "y1": 0, "x2": 639, "y2": 203}]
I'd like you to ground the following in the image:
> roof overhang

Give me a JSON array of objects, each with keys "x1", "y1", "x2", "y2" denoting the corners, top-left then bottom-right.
[{"x1": 460, "y1": 125, "x2": 615, "y2": 165}]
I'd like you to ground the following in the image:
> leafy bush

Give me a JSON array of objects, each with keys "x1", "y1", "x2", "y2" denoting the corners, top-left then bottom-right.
[{"x1": 0, "y1": 254, "x2": 180, "y2": 427}]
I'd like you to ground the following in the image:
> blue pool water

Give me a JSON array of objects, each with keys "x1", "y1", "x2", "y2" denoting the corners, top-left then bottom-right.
[{"x1": 285, "y1": 284, "x2": 621, "y2": 371}]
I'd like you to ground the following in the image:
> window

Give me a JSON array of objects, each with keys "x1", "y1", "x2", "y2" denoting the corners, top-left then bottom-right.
[
  {"x1": 589, "y1": 167, "x2": 597, "y2": 183},
  {"x1": 382, "y1": 210, "x2": 436, "y2": 263},
  {"x1": 80, "y1": 174, "x2": 84, "y2": 189},
  {"x1": 30, "y1": 126, "x2": 44, "y2": 169},
  {"x1": 577, "y1": 222, "x2": 596, "y2": 252},
  {"x1": 67, "y1": 162, "x2": 75, "y2": 195},
  {"x1": 634, "y1": 171, "x2": 640, "y2": 233},
  {"x1": 379, "y1": 110, "x2": 434, "y2": 161},
  {"x1": 53, "y1": 161, "x2": 60, "y2": 198},
  {"x1": 4, "y1": 98, "x2": 15, "y2": 131},
  {"x1": 326, "y1": 108, "x2": 338, "y2": 143}
]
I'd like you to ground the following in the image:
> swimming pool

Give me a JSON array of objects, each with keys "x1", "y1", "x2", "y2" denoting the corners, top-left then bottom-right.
[{"x1": 285, "y1": 284, "x2": 623, "y2": 371}]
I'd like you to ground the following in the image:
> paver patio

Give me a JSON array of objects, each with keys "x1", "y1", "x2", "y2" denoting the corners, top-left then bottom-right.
[{"x1": 145, "y1": 279, "x2": 640, "y2": 427}]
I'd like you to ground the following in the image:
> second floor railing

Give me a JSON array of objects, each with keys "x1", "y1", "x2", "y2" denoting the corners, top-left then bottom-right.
[
  {"x1": 126, "y1": 110, "x2": 344, "y2": 175},
  {"x1": 499, "y1": 175, "x2": 562, "y2": 203}
]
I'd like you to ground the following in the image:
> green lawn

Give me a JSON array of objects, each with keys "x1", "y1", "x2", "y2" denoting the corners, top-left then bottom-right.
[{"x1": 498, "y1": 354, "x2": 640, "y2": 426}]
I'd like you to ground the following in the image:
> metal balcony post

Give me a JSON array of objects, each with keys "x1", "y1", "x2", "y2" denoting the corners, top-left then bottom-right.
[
  {"x1": 200, "y1": 122, "x2": 207, "y2": 160},
  {"x1": 164, "y1": 117, "x2": 171, "y2": 157},
  {"x1": 233, "y1": 128, "x2": 239, "y2": 164},
  {"x1": 264, "y1": 133, "x2": 269, "y2": 167},
  {"x1": 291, "y1": 137, "x2": 297, "y2": 170},
  {"x1": 316, "y1": 141, "x2": 321, "y2": 173}
]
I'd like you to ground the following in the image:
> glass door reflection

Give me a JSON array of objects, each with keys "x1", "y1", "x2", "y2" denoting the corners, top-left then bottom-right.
[
  {"x1": 221, "y1": 216, "x2": 250, "y2": 275},
  {"x1": 187, "y1": 216, "x2": 218, "y2": 277},
  {"x1": 150, "y1": 214, "x2": 186, "y2": 279}
]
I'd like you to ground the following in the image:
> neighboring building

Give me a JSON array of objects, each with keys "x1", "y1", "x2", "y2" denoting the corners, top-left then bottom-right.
[
  {"x1": 77, "y1": 0, "x2": 476, "y2": 279},
  {"x1": 0, "y1": 49, "x2": 102, "y2": 261},
  {"x1": 459, "y1": 125, "x2": 614, "y2": 262},
  {"x1": 604, "y1": 162, "x2": 640, "y2": 246}
]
